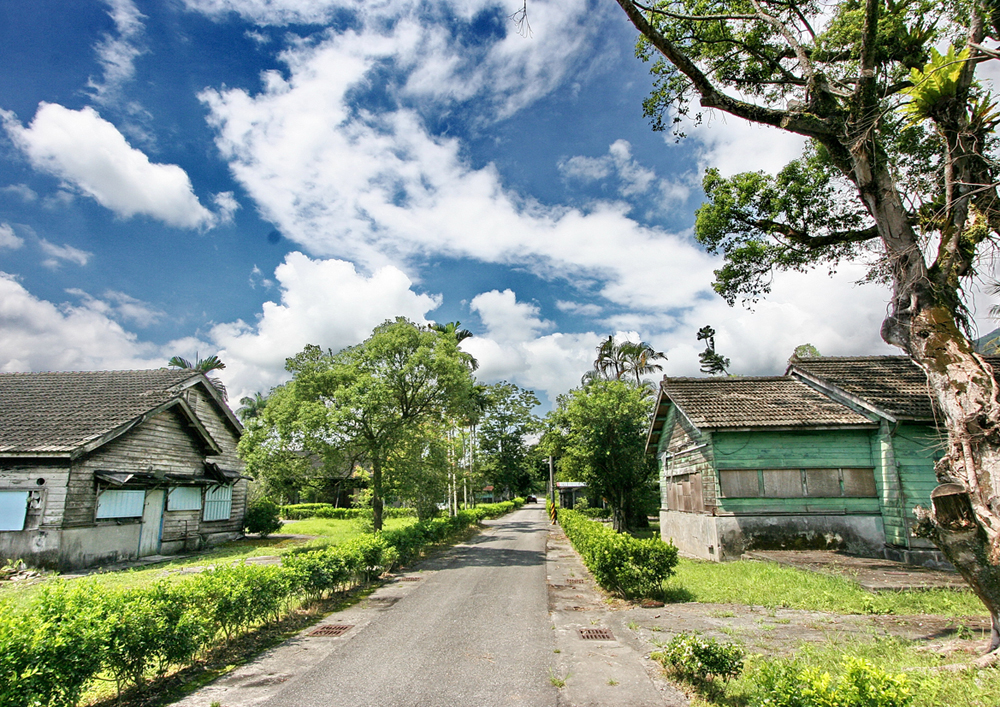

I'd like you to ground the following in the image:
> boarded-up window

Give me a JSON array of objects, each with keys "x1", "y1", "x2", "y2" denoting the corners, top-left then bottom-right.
[
  {"x1": 842, "y1": 468, "x2": 878, "y2": 497},
  {"x1": 203, "y1": 485, "x2": 233, "y2": 522},
  {"x1": 804, "y1": 469, "x2": 842, "y2": 497},
  {"x1": 96, "y1": 489, "x2": 146, "y2": 519},
  {"x1": 719, "y1": 470, "x2": 760, "y2": 498},
  {"x1": 168, "y1": 486, "x2": 203, "y2": 511},
  {"x1": 763, "y1": 470, "x2": 804, "y2": 497},
  {"x1": 0, "y1": 491, "x2": 29, "y2": 531}
]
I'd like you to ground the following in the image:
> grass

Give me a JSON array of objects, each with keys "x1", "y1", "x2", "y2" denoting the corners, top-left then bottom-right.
[
  {"x1": 661, "y1": 558, "x2": 986, "y2": 617},
  {"x1": 671, "y1": 636, "x2": 1000, "y2": 707},
  {"x1": 0, "y1": 517, "x2": 418, "y2": 610}
]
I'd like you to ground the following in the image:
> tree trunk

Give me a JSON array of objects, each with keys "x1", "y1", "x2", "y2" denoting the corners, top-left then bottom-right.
[{"x1": 371, "y1": 458, "x2": 384, "y2": 532}]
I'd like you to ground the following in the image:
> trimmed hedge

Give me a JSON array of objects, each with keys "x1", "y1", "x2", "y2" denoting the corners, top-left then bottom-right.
[
  {"x1": 280, "y1": 504, "x2": 418, "y2": 520},
  {"x1": 558, "y1": 508, "x2": 678, "y2": 598},
  {"x1": 0, "y1": 498, "x2": 525, "y2": 706}
]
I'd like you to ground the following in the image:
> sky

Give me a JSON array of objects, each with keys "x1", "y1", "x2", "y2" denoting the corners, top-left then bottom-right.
[{"x1": 0, "y1": 0, "x2": 994, "y2": 410}]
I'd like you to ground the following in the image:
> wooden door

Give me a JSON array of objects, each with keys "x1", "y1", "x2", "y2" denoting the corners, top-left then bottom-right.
[{"x1": 138, "y1": 489, "x2": 164, "y2": 557}]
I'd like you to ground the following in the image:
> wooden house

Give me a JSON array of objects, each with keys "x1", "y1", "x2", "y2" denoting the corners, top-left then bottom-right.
[
  {"x1": 0, "y1": 369, "x2": 248, "y2": 570},
  {"x1": 647, "y1": 357, "x2": 963, "y2": 568}
]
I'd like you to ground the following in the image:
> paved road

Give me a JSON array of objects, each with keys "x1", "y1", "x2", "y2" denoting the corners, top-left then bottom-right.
[{"x1": 264, "y1": 506, "x2": 557, "y2": 707}]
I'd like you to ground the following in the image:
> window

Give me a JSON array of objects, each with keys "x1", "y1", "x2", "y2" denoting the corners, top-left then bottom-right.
[
  {"x1": 96, "y1": 489, "x2": 146, "y2": 519},
  {"x1": 0, "y1": 491, "x2": 29, "y2": 531},
  {"x1": 203, "y1": 485, "x2": 232, "y2": 522},
  {"x1": 167, "y1": 486, "x2": 202, "y2": 511},
  {"x1": 718, "y1": 468, "x2": 877, "y2": 499}
]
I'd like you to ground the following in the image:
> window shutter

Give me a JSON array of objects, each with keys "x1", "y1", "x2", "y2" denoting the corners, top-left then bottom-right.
[
  {"x1": 0, "y1": 491, "x2": 29, "y2": 531},
  {"x1": 96, "y1": 489, "x2": 146, "y2": 519},
  {"x1": 203, "y1": 485, "x2": 233, "y2": 522}
]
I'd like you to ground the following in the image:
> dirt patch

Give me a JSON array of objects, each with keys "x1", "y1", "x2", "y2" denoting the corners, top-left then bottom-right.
[{"x1": 743, "y1": 550, "x2": 967, "y2": 591}]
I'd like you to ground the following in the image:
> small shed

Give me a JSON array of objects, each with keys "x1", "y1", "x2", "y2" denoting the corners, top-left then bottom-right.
[
  {"x1": 647, "y1": 357, "x2": 963, "y2": 569},
  {"x1": 0, "y1": 369, "x2": 248, "y2": 570},
  {"x1": 555, "y1": 481, "x2": 588, "y2": 509}
]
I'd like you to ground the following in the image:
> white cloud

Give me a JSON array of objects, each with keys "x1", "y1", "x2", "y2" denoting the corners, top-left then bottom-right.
[
  {"x1": 1, "y1": 184, "x2": 37, "y2": 202},
  {"x1": 556, "y1": 300, "x2": 602, "y2": 317},
  {"x1": 685, "y1": 114, "x2": 808, "y2": 177},
  {"x1": 4, "y1": 103, "x2": 218, "y2": 229},
  {"x1": 0, "y1": 273, "x2": 160, "y2": 372},
  {"x1": 66, "y1": 288, "x2": 164, "y2": 328},
  {"x1": 39, "y1": 239, "x2": 92, "y2": 268},
  {"x1": 88, "y1": 0, "x2": 146, "y2": 103},
  {"x1": 213, "y1": 191, "x2": 240, "y2": 223},
  {"x1": 470, "y1": 289, "x2": 550, "y2": 342},
  {"x1": 0, "y1": 224, "x2": 24, "y2": 250},
  {"x1": 204, "y1": 252, "x2": 442, "y2": 397}
]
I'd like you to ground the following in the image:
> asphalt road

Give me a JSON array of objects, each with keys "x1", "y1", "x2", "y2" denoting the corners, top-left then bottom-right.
[{"x1": 263, "y1": 506, "x2": 557, "y2": 707}]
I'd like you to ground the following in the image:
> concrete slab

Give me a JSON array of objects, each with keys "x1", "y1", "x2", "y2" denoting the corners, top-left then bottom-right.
[{"x1": 743, "y1": 550, "x2": 967, "y2": 591}]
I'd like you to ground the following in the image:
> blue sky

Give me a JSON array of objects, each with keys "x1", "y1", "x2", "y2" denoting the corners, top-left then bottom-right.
[{"x1": 1, "y1": 0, "x2": 942, "y2": 408}]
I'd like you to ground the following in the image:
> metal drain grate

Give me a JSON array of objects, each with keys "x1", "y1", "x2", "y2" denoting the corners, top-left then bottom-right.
[
  {"x1": 566, "y1": 578, "x2": 586, "y2": 585},
  {"x1": 309, "y1": 624, "x2": 353, "y2": 637},
  {"x1": 399, "y1": 576, "x2": 422, "y2": 582},
  {"x1": 578, "y1": 627, "x2": 615, "y2": 641}
]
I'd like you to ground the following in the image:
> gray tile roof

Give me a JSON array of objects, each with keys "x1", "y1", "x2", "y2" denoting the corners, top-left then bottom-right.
[
  {"x1": 660, "y1": 376, "x2": 875, "y2": 430},
  {"x1": 0, "y1": 369, "x2": 202, "y2": 454}
]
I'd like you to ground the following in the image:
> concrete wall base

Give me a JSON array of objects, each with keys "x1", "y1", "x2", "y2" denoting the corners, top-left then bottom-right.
[
  {"x1": 884, "y1": 545, "x2": 954, "y2": 571},
  {"x1": 660, "y1": 510, "x2": 887, "y2": 562}
]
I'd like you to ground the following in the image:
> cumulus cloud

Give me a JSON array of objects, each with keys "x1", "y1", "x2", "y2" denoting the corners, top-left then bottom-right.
[
  {"x1": 0, "y1": 273, "x2": 160, "y2": 372},
  {"x1": 1, "y1": 184, "x2": 37, "y2": 202},
  {"x1": 88, "y1": 0, "x2": 146, "y2": 103},
  {"x1": 685, "y1": 114, "x2": 808, "y2": 177},
  {"x1": 0, "y1": 224, "x2": 24, "y2": 250},
  {"x1": 470, "y1": 289, "x2": 550, "y2": 342},
  {"x1": 4, "y1": 103, "x2": 219, "y2": 229},
  {"x1": 39, "y1": 239, "x2": 92, "y2": 268}
]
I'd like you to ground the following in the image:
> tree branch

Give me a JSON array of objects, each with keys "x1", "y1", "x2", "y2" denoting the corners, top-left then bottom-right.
[{"x1": 749, "y1": 218, "x2": 880, "y2": 247}]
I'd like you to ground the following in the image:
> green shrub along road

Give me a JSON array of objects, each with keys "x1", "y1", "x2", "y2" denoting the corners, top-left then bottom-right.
[
  {"x1": 0, "y1": 499, "x2": 523, "y2": 707},
  {"x1": 280, "y1": 504, "x2": 418, "y2": 520}
]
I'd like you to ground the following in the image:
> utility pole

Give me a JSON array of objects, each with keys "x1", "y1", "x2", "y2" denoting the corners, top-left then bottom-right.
[{"x1": 548, "y1": 455, "x2": 555, "y2": 507}]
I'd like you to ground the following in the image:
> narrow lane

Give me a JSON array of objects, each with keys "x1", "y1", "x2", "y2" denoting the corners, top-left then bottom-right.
[{"x1": 263, "y1": 506, "x2": 557, "y2": 707}]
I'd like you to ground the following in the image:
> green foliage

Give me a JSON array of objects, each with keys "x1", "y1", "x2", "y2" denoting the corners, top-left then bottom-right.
[
  {"x1": 754, "y1": 657, "x2": 912, "y2": 707},
  {"x1": 546, "y1": 381, "x2": 656, "y2": 531},
  {"x1": 902, "y1": 46, "x2": 971, "y2": 124},
  {"x1": 477, "y1": 381, "x2": 541, "y2": 497},
  {"x1": 281, "y1": 504, "x2": 416, "y2": 520},
  {"x1": 653, "y1": 632, "x2": 744, "y2": 683},
  {"x1": 0, "y1": 583, "x2": 107, "y2": 707},
  {"x1": 244, "y1": 498, "x2": 284, "y2": 537},
  {"x1": 559, "y1": 508, "x2": 678, "y2": 598}
]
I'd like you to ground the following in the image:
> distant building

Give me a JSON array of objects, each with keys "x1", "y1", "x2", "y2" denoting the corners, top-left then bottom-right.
[
  {"x1": 555, "y1": 481, "x2": 588, "y2": 509},
  {"x1": 0, "y1": 369, "x2": 248, "y2": 570},
  {"x1": 647, "y1": 356, "x2": 966, "y2": 569}
]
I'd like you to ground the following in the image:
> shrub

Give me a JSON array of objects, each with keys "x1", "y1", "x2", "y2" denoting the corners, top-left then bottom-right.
[
  {"x1": 281, "y1": 548, "x2": 353, "y2": 599},
  {"x1": 244, "y1": 498, "x2": 284, "y2": 537},
  {"x1": 653, "y1": 632, "x2": 744, "y2": 683},
  {"x1": 0, "y1": 583, "x2": 107, "y2": 707},
  {"x1": 754, "y1": 657, "x2": 913, "y2": 707},
  {"x1": 558, "y1": 508, "x2": 677, "y2": 598},
  {"x1": 280, "y1": 504, "x2": 417, "y2": 520}
]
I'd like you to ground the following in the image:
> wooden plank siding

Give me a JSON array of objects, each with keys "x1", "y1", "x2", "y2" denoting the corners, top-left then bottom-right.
[
  {"x1": 892, "y1": 422, "x2": 945, "y2": 549},
  {"x1": 712, "y1": 429, "x2": 882, "y2": 516},
  {"x1": 185, "y1": 386, "x2": 247, "y2": 536},
  {"x1": 658, "y1": 407, "x2": 717, "y2": 513},
  {"x1": 0, "y1": 463, "x2": 69, "y2": 529}
]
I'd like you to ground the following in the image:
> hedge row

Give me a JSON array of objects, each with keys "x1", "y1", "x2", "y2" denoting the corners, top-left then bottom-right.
[
  {"x1": 558, "y1": 508, "x2": 678, "y2": 598},
  {"x1": 280, "y1": 504, "x2": 418, "y2": 520},
  {"x1": 0, "y1": 498, "x2": 523, "y2": 707}
]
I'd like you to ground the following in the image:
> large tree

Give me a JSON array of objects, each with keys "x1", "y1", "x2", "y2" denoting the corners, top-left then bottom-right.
[
  {"x1": 547, "y1": 380, "x2": 656, "y2": 532},
  {"x1": 477, "y1": 381, "x2": 541, "y2": 498},
  {"x1": 243, "y1": 318, "x2": 475, "y2": 530},
  {"x1": 614, "y1": 0, "x2": 1000, "y2": 653}
]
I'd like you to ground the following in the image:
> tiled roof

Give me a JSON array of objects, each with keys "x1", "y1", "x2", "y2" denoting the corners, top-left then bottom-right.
[
  {"x1": 789, "y1": 356, "x2": 935, "y2": 420},
  {"x1": 0, "y1": 369, "x2": 202, "y2": 454},
  {"x1": 660, "y1": 376, "x2": 875, "y2": 430}
]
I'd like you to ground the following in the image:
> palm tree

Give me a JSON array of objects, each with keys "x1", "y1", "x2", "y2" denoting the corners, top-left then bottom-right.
[
  {"x1": 237, "y1": 391, "x2": 267, "y2": 421},
  {"x1": 431, "y1": 321, "x2": 479, "y2": 371},
  {"x1": 619, "y1": 340, "x2": 667, "y2": 386},
  {"x1": 168, "y1": 353, "x2": 228, "y2": 400},
  {"x1": 586, "y1": 336, "x2": 667, "y2": 387}
]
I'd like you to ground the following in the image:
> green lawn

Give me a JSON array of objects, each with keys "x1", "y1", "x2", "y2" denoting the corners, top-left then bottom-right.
[
  {"x1": 662, "y1": 557, "x2": 986, "y2": 617},
  {"x1": 0, "y1": 517, "x2": 417, "y2": 610}
]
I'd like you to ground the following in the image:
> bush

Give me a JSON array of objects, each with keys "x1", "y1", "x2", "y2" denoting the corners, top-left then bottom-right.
[
  {"x1": 244, "y1": 498, "x2": 284, "y2": 537},
  {"x1": 558, "y1": 508, "x2": 677, "y2": 598},
  {"x1": 280, "y1": 504, "x2": 417, "y2": 520},
  {"x1": 754, "y1": 657, "x2": 913, "y2": 707},
  {"x1": 0, "y1": 583, "x2": 107, "y2": 707},
  {"x1": 653, "y1": 632, "x2": 744, "y2": 683}
]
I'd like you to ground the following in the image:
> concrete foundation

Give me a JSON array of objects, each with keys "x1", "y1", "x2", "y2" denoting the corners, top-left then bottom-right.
[{"x1": 660, "y1": 510, "x2": 886, "y2": 561}]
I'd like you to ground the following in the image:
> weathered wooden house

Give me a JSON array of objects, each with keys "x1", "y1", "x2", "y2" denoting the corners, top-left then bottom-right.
[
  {"x1": 648, "y1": 356, "x2": 962, "y2": 568},
  {"x1": 0, "y1": 369, "x2": 248, "y2": 570}
]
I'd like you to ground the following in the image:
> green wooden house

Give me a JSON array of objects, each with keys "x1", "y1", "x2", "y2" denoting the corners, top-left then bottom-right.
[{"x1": 646, "y1": 356, "x2": 966, "y2": 568}]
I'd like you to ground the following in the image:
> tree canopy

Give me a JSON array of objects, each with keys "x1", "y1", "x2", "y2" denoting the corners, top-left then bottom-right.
[
  {"x1": 477, "y1": 381, "x2": 541, "y2": 498},
  {"x1": 613, "y1": 0, "x2": 1000, "y2": 649}
]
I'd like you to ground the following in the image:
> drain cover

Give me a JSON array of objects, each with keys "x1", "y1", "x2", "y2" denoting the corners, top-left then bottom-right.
[
  {"x1": 578, "y1": 627, "x2": 615, "y2": 641},
  {"x1": 309, "y1": 624, "x2": 353, "y2": 637},
  {"x1": 399, "y1": 576, "x2": 422, "y2": 582},
  {"x1": 566, "y1": 578, "x2": 586, "y2": 585}
]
